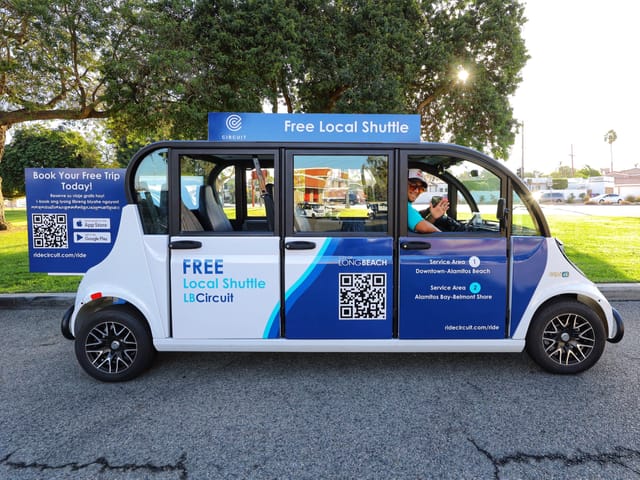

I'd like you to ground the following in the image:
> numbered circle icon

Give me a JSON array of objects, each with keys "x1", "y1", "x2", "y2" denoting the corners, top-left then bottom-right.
[{"x1": 469, "y1": 256, "x2": 481, "y2": 268}]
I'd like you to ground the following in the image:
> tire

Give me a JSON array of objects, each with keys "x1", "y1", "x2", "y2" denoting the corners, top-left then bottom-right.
[
  {"x1": 74, "y1": 306, "x2": 155, "y2": 382},
  {"x1": 526, "y1": 300, "x2": 606, "y2": 374}
]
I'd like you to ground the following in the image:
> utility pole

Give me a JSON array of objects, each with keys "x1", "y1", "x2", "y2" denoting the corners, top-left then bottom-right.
[{"x1": 569, "y1": 144, "x2": 575, "y2": 176}]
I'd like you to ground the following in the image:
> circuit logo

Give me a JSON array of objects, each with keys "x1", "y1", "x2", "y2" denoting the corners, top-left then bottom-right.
[{"x1": 225, "y1": 114, "x2": 242, "y2": 132}]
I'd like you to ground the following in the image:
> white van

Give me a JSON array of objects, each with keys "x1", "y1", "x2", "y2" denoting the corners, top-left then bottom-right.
[
  {"x1": 538, "y1": 192, "x2": 565, "y2": 203},
  {"x1": 61, "y1": 141, "x2": 624, "y2": 381}
]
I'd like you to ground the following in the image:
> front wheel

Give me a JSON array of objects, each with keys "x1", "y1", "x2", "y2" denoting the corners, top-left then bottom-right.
[
  {"x1": 526, "y1": 300, "x2": 606, "y2": 374},
  {"x1": 74, "y1": 306, "x2": 155, "y2": 382}
]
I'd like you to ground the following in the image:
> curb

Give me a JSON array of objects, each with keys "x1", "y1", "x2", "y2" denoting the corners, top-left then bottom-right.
[
  {"x1": 595, "y1": 283, "x2": 640, "y2": 302},
  {"x1": 0, "y1": 293, "x2": 75, "y2": 308},
  {"x1": 1, "y1": 285, "x2": 638, "y2": 307}
]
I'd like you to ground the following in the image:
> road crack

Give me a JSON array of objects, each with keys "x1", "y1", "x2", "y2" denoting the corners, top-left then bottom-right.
[
  {"x1": 0, "y1": 451, "x2": 188, "y2": 479},
  {"x1": 469, "y1": 437, "x2": 640, "y2": 479}
]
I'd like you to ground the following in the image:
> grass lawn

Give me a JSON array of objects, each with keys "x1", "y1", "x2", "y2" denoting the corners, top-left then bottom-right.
[
  {"x1": 0, "y1": 208, "x2": 638, "y2": 293},
  {"x1": 546, "y1": 214, "x2": 640, "y2": 283},
  {"x1": 1, "y1": 209, "x2": 81, "y2": 293}
]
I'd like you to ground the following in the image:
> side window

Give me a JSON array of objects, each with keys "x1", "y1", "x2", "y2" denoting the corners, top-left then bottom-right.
[
  {"x1": 178, "y1": 153, "x2": 275, "y2": 233},
  {"x1": 512, "y1": 191, "x2": 541, "y2": 236},
  {"x1": 179, "y1": 156, "x2": 230, "y2": 233},
  {"x1": 292, "y1": 154, "x2": 389, "y2": 234},
  {"x1": 406, "y1": 157, "x2": 503, "y2": 233},
  {"x1": 456, "y1": 162, "x2": 501, "y2": 224},
  {"x1": 133, "y1": 148, "x2": 168, "y2": 234}
]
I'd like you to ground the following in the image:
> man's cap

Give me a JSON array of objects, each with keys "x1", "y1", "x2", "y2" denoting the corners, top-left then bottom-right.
[{"x1": 408, "y1": 169, "x2": 428, "y2": 187}]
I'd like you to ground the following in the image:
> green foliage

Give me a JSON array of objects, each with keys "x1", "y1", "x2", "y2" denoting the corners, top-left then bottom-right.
[
  {"x1": 2, "y1": 0, "x2": 529, "y2": 164},
  {"x1": 576, "y1": 165, "x2": 601, "y2": 178},
  {"x1": 551, "y1": 178, "x2": 568, "y2": 190},
  {"x1": 414, "y1": 1, "x2": 529, "y2": 158},
  {"x1": 103, "y1": 0, "x2": 528, "y2": 157},
  {"x1": 0, "y1": 126, "x2": 102, "y2": 197},
  {"x1": 550, "y1": 166, "x2": 573, "y2": 178},
  {"x1": 0, "y1": 0, "x2": 115, "y2": 123}
]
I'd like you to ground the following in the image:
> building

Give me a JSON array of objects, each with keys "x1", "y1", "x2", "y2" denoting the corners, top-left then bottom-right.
[{"x1": 610, "y1": 168, "x2": 640, "y2": 198}]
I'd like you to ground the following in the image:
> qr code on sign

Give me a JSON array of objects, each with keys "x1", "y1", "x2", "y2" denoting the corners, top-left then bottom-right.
[
  {"x1": 339, "y1": 273, "x2": 386, "y2": 320},
  {"x1": 32, "y1": 213, "x2": 68, "y2": 249}
]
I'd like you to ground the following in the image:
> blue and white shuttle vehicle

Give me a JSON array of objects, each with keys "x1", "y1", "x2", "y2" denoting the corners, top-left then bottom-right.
[{"x1": 61, "y1": 113, "x2": 624, "y2": 381}]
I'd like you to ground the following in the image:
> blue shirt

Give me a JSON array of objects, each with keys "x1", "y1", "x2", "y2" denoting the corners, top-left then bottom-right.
[{"x1": 408, "y1": 202, "x2": 423, "y2": 231}]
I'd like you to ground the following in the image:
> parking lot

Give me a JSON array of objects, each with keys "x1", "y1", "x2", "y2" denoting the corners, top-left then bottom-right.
[{"x1": 539, "y1": 203, "x2": 640, "y2": 218}]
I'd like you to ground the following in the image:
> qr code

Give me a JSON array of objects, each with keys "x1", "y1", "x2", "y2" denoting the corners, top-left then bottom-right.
[
  {"x1": 32, "y1": 213, "x2": 68, "y2": 249},
  {"x1": 339, "y1": 273, "x2": 386, "y2": 320}
]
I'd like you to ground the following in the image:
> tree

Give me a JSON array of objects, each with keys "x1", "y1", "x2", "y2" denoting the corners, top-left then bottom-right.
[
  {"x1": 551, "y1": 178, "x2": 568, "y2": 190},
  {"x1": 604, "y1": 129, "x2": 617, "y2": 172},
  {"x1": 576, "y1": 165, "x2": 601, "y2": 178},
  {"x1": 0, "y1": 0, "x2": 121, "y2": 228},
  {"x1": 411, "y1": 1, "x2": 528, "y2": 158},
  {"x1": 1, "y1": 0, "x2": 529, "y2": 228},
  {"x1": 108, "y1": 0, "x2": 527, "y2": 149},
  {"x1": 550, "y1": 166, "x2": 573, "y2": 178},
  {"x1": 0, "y1": 126, "x2": 102, "y2": 197}
]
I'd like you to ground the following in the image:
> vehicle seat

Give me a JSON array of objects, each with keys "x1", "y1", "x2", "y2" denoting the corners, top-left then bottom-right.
[
  {"x1": 181, "y1": 202, "x2": 204, "y2": 231},
  {"x1": 198, "y1": 185, "x2": 233, "y2": 232},
  {"x1": 294, "y1": 213, "x2": 311, "y2": 232}
]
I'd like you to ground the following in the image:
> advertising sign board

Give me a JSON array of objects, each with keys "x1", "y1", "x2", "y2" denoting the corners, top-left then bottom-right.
[
  {"x1": 208, "y1": 112, "x2": 421, "y2": 143},
  {"x1": 25, "y1": 168, "x2": 127, "y2": 274}
]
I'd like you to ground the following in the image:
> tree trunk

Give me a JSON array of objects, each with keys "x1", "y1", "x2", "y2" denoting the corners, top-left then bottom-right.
[{"x1": 0, "y1": 124, "x2": 8, "y2": 231}]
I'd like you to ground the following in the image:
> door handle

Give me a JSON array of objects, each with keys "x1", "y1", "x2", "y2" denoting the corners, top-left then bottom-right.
[
  {"x1": 401, "y1": 241, "x2": 431, "y2": 250},
  {"x1": 285, "y1": 241, "x2": 317, "y2": 250},
  {"x1": 169, "y1": 240, "x2": 202, "y2": 249}
]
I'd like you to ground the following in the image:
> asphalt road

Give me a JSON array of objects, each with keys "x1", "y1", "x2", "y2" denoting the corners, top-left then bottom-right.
[{"x1": 1, "y1": 302, "x2": 639, "y2": 480}]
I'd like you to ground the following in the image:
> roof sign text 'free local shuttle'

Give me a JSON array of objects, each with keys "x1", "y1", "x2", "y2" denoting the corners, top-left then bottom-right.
[{"x1": 208, "y1": 112, "x2": 421, "y2": 143}]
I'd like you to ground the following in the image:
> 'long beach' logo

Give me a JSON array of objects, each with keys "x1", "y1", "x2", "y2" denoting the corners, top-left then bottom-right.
[{"x1": 225, "y1": 114, "x2": 242, "y2": 132}]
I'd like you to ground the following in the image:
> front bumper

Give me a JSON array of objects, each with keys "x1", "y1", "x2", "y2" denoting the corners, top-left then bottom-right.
[{"x1": 608, "y1": 308, "x2": 624, "y2": 344}]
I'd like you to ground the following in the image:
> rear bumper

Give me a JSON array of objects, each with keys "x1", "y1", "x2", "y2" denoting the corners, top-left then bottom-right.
[{"x1": 61, "y1": 305, "x2": 74, "y2": 340}]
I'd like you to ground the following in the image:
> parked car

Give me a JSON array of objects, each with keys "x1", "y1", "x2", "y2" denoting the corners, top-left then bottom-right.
[
  {"x1": 591, "y1": 193, "x2": 622, "y2": 204},
  {"x1": 538, "y1": 192, "x2": 565, "y2": 203},
  {"x1": 297, "y1": 202, "x2": 326, "y2": 217}
]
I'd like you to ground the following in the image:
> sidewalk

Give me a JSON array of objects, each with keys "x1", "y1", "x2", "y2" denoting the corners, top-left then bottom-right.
[{"x1": 0, "y1": 284, "x2": 639, "y2": 307}]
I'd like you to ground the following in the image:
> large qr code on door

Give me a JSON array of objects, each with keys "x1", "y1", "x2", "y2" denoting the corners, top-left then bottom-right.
[
  {"x1": 31, "y1": 213, "x2": 68, "y2": 249},
  {"x1": 339, "y1": 273, "x2": 386, "y2": 320}
]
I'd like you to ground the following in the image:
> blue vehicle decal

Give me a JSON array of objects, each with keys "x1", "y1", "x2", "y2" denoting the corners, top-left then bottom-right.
[
  {"x1": 510, "y1": 237, "x2": 548, "y2": 335},
  {"x1": 285, "y1": 238, "x2": 393, "y2": 339},
  {"x1": 398, "y1": 237, "x2": 508, "y2": 339},
  {"x1": 285, "y1": 238, "x2": 335, "y2": 311}
]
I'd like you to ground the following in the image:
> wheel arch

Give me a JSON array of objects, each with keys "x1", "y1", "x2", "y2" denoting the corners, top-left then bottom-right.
[
  {"x1": 527, "y1": 293, "x2": 609, "y2": 337},
  {"x1": 73, "y1": 297, "x2": 152, "y2": 339}
]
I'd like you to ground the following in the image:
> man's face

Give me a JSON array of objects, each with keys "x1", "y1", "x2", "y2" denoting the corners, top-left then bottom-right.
[{"x1": 408, "y1": 181, "x2": 425, "y2": 202}]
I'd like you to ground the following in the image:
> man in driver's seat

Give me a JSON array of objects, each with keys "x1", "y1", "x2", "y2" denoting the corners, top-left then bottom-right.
[{"x1": 407, "y1": 169, "x2": 449, "y2": 233}]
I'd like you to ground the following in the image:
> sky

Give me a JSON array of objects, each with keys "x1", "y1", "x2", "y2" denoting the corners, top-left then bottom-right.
[{"x1": 505, "y1": 0, "x2": 640, "y2": 175}]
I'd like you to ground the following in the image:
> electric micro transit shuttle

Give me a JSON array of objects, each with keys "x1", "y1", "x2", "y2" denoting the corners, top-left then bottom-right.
[{"x1": 61, "y1": 139, "x2": 624, "y2": 381}]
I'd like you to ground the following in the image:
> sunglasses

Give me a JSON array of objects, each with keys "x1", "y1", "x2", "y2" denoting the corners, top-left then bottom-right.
[{"x1": 408, "y1": 182, "x2": 425, "y2": 192}]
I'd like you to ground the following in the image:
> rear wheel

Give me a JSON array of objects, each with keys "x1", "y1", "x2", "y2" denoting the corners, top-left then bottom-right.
[
  {"x1": 526, "y1": 300, "x2": 606, "y2": 374},
  {"x1": 74, "y1": 306, "x2": 155, "y2": 382}
]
